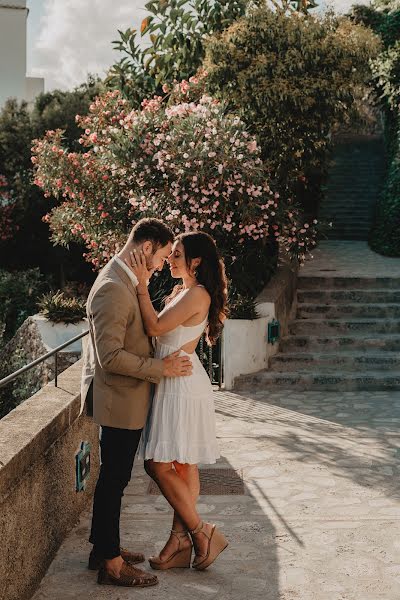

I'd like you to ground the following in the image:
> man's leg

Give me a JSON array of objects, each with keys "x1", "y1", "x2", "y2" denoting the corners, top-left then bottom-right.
[{"x1": 89, "y1": 425, "x2": 142, "y2": 563}]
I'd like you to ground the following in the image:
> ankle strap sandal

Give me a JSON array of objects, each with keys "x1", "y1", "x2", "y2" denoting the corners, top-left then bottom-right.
[
  {"x1": 148, "y1": 529, "x2": 192, "y2": 571},
  {"x1": 189, "y1": 521, "x2": 229, "y2": 570}
]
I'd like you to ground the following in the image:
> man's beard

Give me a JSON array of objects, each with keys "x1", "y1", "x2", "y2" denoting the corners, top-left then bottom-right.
[{"x1": 145, "y1": 254, "x2": 155, "y2": 273}]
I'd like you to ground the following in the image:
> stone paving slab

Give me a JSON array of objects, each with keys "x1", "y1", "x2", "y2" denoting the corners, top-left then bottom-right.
[
  {"x1": 300, "y1": 240, "x2": 400, "y2": 278},
  {"x1": 32, "y1": 389, "x2": 400, "y2": 600}
]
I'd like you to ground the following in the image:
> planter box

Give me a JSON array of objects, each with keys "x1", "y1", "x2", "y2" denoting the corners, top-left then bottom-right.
[
  {"x1": 223, "y1": 261, "x2": 298, "y2": 390},
  {"x1": 32, "y1": 314, "x2": 87, "y2": 353},
  {"x1": 223, "y1": 316, "x2": 270, "y2": 390}
]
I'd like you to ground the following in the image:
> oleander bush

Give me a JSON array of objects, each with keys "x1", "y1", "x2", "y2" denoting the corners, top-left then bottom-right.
[{"x1": 32, "y1": 76, "x2": 318, "y2": 300}]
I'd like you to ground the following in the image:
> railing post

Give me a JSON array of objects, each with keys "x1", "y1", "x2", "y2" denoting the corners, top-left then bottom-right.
[
  {"x1": 199, "y1": 335, "x2": 204, "y2": 361},
  {"x1": 54, "y1": 352, "x2": 58, "y2": 388},
  {"x1": 218, "y1": 333, "x2": 224, "y2": 389}
]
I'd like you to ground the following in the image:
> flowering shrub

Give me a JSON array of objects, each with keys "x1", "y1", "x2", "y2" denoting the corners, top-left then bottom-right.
[
  {"x1": 32, "y1": 76, "x2": 317, "y2": 295},
  {"x1": 0, "y1": 175, "x2": 18, "y2": 242}
]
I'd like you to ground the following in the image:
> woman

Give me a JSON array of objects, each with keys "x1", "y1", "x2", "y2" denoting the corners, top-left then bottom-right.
[{"x1": 126, "y1": 231, "x2": 228, "y2": 571}]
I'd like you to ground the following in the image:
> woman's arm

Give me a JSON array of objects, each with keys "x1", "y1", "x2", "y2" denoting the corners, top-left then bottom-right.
[
  {"x1": 137, "y1": 285, "x2": 208, "y2": 337},
  {"x1": 126, "y1": 251, "x2": 209, "y2": 337}
]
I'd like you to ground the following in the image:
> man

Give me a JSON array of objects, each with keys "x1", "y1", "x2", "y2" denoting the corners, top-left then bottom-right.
[{"x1": 81, "y1": 218, "x2": 192, "y2": 588}]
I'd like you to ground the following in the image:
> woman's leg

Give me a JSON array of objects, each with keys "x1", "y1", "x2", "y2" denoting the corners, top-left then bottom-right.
[
  {"x1": 145, "y1": 460, "x2": 213, "y2": 558},
  {"x1": 155, "y1": 462, "x2": 200, "y2": 559},
  {"x1": 172, "y1": 462, "x2": 200, "y2": 531},
  {"x1": 145, "y1": 460, "x2": 199, "y2": 529}
]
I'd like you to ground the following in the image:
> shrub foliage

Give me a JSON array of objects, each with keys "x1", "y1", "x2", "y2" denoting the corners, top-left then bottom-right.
[
  {"x1": 37, "y1": 290, "x2": 86, "y2": 324},
  {"x1": 203, "y1": 7, "x2": 379, "y2": 215},
  {"x1": 32, "y1": 78, "x2": 318, "y2": 298},
  {"x1": 352, "y1": 0, "x2": 400, "y2": 255}
]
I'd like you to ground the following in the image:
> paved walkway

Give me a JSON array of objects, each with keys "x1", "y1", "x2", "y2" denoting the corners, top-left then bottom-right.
[
  {"x1": 32, "y1": 242, "x2": 400, "y2": 599},
  {"x1": 301, "y1": 240, "x2": 400, "y2": 278},
  {"x1": 33, "y1": 388, "x2": 400, "y2": 600}
]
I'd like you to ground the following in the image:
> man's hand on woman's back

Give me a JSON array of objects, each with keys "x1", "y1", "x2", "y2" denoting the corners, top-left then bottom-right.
[{"x1": 163, "y1": 351, "x2": 193, "y2": 377}]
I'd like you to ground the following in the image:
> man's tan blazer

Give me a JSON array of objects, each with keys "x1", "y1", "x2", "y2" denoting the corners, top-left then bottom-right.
[{"x1": 81, "y1": 258, "x2": 164, "y2": 430}]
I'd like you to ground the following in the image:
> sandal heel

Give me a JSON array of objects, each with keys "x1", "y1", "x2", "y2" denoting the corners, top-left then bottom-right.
[
  {"x1": 190, "y1": 522, "x2": 229, "y2": 571},
  {"x1": 148, "y1": 530, "x2": 192, "y2": 570},
  {"x1": 149, "y1": 545, "x2": 192, "y2": 570}
]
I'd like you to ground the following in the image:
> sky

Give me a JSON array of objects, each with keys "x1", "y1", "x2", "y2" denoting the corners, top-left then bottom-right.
[{"x1": 26, "y1": 0, "x2": 370, "y2": 92}]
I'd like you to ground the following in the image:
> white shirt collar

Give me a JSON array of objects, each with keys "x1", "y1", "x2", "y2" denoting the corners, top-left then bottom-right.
[{"x1": 114, "y1": 256, "x2": 139, "y2": 288}]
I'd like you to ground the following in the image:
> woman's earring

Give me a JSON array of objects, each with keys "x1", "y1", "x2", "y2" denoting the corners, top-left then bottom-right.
[{"x1": 194, "y1": 269, "x2": 198, "y2": 278}]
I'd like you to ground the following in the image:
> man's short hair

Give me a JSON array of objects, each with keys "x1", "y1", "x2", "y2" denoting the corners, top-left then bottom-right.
[{"x1": 128, "y1": 217, "x2": 174, "y2": 249}]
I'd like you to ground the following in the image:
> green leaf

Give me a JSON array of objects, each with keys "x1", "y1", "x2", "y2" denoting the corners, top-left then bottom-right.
[{"x1": 141, "y1": 16, "x2": 153, "y2": 35}]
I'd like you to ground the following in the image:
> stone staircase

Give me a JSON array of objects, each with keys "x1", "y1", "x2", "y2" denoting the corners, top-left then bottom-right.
[
  {"x1": 319, "y1": 134, "x2": 385, "y2": 241},
  {"x1": 235, "y1": 275, "x2": 400, "y2": 391}
]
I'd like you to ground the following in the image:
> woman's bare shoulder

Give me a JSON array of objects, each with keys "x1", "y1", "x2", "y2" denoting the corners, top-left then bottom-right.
[{"x1": 185, "y1": 285, "x2": 211, "y2": 305}]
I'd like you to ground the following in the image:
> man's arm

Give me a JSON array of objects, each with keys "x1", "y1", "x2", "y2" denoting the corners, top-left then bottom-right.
[
  {"x1": 90, "y1": 281, "x2": 192, "y2": 381},
  {"x1": 90, "y1": 281, "x2": 164, "y2": 383}
]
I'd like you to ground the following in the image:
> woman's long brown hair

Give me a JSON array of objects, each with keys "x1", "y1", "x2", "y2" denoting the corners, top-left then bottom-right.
[{"x1": 167, "y1": 232, "x2": 228, "y2": 345}]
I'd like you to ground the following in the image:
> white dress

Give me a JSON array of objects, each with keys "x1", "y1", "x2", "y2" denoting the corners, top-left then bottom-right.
[{"x1": 136, "y1": 289, "x2": 220, "y2": 465}]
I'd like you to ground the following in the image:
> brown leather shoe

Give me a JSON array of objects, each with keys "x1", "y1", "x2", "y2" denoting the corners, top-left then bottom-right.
[
  {"x1": 97, "y1": 561, "x2": 158, "y2": 587},
  {"x1": 88, "y1": 547, "x2": 145, "y2": 571}
]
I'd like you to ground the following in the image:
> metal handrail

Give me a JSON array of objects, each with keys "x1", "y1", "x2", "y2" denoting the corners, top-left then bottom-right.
[
  {"x1": 0, "y1": 327, "x2": 224, "y2": 391},
  {"x1": 0, "y1": 329, "x2": 89, "y2": 390}
]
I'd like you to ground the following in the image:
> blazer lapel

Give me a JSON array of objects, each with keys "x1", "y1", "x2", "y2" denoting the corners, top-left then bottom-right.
[
  {"x1": 111, "y1": 260, "x2": 138, "y2": 302},
  {"x1": 110, "y1": 260, "x2": 155, "y2": 347}
]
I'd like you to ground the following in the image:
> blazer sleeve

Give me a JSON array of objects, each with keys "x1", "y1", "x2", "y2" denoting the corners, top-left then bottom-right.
[{"x1": 90, "y1": 281, "x2": 164, "y2": 383}]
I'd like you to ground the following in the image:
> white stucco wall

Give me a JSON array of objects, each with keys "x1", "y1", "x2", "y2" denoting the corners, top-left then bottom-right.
[
  {"x1": 0, "y1": 3, "x2": 27, "y2": 106},
  {"x1": 0, "y1": 2, "x2": 44, "y2": 108},
  {"x1": 26, "y1": 76, "x2": 45, "y2": 105}
]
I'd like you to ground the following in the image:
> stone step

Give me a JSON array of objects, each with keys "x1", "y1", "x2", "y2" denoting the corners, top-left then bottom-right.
[
  {"x1": 321, "y1": 201, "x2": 375, "y2": 207},
  {"x1": 322, "y1": 214, "x2": 372, "y2": 220},
  {"x1": 324, "y1": 213, "x2": 373, "y2": 219},
  {"x1": 320, "y1": 215, "x2": 372, "y2": 221},
  {"x1": 289, "y1": 318, "x2": 400, "y2": 335},
  {"x1": 328, "y1": 227, "x2": 371, "y2": 234},
  {"x1": 297, "y1": 303, "x2": 400, "y2": 319},
  {"x1": 269, "y1": 352, "x2": 400, "y2": 372},
  {"x1": 327, "y1": 218, "x2": 372, "y2": 223},
  {"x1": 234, "y1": 371, "x2": 400, "y2": 392},
  {"x1": 328, "y1": 225, "x2": 371, "y2": 232},
  {"x1": 322, "y1": 202, "x2": 373, "y2": 206},
  {"x1": 280, "y1": 334, "x2": 400, "y2": 352},
  {"x1": 328, "y1": 222, "x2": 372, "y2": 229},
  {"x1": 319, "y1": 202, "x2": 375, "y2": 206},
  {"x1": 297, "y1": 289, "x2": 400, "y2": 304},
  {"x1": 327, "y1": 234, "x2": 370, "y2": 241},
  {"x1": 298, "y1": 277, "x2": 400, "y2": 290},
  {"x1": 328, "y1": 225, "x2": 372, "y2": 232},
  {"x1": 322, "y1": 221, "x2": 372, "y2": 227}
]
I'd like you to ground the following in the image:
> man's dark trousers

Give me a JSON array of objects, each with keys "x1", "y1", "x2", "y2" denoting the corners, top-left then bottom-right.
[{"x1": 89, "y1": 424, "x2": 142, "y2": 559}]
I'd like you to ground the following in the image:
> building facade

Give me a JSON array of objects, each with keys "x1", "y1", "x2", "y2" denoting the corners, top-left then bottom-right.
[{"x1": 0, "y1": 1, "x2": 44, "y2": 108}]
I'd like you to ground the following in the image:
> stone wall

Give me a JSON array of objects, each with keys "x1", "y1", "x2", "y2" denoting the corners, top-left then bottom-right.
[
  {"x1": 256, "y1": 260, "x2": 298, "y2": 338},
  {"x1": 0, "y1": 360, "x2": 99, "y2": 600}
]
